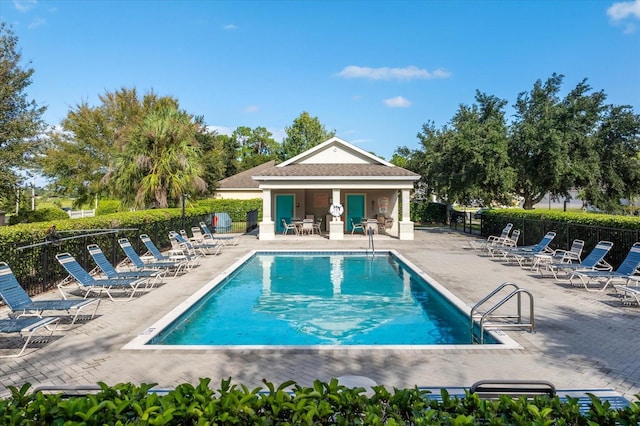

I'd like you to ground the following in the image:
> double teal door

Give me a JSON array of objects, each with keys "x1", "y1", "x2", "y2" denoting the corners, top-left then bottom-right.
[{"x1": 346, "y1": 194, "x2": 365, "y2": 232}]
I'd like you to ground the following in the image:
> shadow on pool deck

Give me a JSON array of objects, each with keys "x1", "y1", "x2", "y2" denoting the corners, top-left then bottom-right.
[{"x1": 1, "y1": 227, "x2": 639, "y2": 399}]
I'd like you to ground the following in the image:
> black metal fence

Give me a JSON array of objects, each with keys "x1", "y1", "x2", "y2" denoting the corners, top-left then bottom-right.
[
  {"x1": 451, "y1": 212, "x2": 640, "y2": 270},
  {"x1": 449, "y1": 210, "x2": 482, "y2": 235},
  {"x1": 5, "y1": 209, "x2": 258, "y2": 297}
]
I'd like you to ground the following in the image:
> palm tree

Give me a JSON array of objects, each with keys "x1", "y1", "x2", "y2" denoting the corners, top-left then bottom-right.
[{"x1": 107, "y1": 106, "x2": 207, "y2": 208}]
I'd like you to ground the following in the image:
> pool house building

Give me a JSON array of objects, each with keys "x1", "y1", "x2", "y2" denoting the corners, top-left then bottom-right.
[{"x1": 216, "y1": 137, "x2": 420, "y2": 240}]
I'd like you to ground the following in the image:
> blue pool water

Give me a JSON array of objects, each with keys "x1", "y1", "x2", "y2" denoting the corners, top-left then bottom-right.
[{"x1": 149, "y1": 252, "x2": 497, "y2": 346}]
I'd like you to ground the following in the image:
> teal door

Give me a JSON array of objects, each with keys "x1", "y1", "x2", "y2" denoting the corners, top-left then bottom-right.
[
  {"x1": 275, "y1": 194, "x2": 295, "y2": 233},
  {"x1": 346, "y1": 194, "x2": 365, "y2": 232}
]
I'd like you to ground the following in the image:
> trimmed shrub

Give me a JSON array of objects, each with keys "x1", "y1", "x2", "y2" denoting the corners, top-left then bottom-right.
[
  {"x1": 96, "y1": 199, "x2": 122, "y2": 215},
  {"x1": 485, "y1": 208, "x2": 640, "y2": 230},
  {"x1": 412, "y1": 201, "x2": 447, "y2": 224},
  {"x1": 8, "y1": 207, "x2": 69, "y2": 225}
]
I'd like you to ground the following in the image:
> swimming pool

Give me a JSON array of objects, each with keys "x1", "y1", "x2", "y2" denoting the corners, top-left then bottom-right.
[{"x1": 125, "y1": 250, "x2": 520, "y2": 350}]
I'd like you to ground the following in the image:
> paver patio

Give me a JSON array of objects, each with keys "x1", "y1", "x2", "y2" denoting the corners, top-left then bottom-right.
[{"x1": 1, "y1": 227, "x2": 639, "y2": 400}]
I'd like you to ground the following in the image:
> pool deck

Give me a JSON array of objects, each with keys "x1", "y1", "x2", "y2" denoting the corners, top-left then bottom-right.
[{"x1": 1, "y1": 228, "x2": 639, "y2": 400}]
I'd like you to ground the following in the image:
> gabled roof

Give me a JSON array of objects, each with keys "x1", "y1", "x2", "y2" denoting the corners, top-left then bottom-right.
[
  {"x1": 218, "y1": 160, "x2": 276, "y2": 189},
  {"x1": 278, "y1": 136, "x2": 395, "y2": 167},
  {"x1": 253, "y1": 164, "x2": 419, "y2": 179},
  {"x1": 253, "y1": 137, "x2": 419, "y2": 181}
]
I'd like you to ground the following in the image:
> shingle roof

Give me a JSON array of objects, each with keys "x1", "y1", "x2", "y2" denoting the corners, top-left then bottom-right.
[
  {"x1": 253, "y1": 163, "x2": 420, "y2": 178},
  {"x1": 218, "y1": 160, "x2": 276, "y2": 189}
]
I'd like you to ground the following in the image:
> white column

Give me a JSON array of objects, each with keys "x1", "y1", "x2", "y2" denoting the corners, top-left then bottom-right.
[
  {"x1": 259, "y1": 188, "x2": 275, "y2": 240},
  {"x1": 402, "y1": 189, "x2": 410, "y2": 222},
  {"x1": 263, "y1": 189, "x2": 272, "y2": 221},
  {"x1": 399, "y1": 188, "x2": 414, "y2": 240}
]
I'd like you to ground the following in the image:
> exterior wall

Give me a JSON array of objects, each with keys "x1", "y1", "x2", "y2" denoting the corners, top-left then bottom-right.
[{"x1": 214, "y1": 190, "x2": 262, "y2": 200}]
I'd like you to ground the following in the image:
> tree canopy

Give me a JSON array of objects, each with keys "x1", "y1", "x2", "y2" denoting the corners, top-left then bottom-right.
[
  {"x1": 0, "y1": 23, "x2": 46, "y2": 210},
  {"x1": 105, "y1": 105, "x2": 207, "y2": 208},
  {"x1": 411, "y1": 91, "x2": 513, "y2": 209},
  {"x1": 280, "y1": 111, "x2": 335, "y2": 160},
  {"x1": 40, "y1": 88, "x2": 225, "y2": 208},
  {"x1": 405, "y1": 74, "x2": 640, "y2": 212}
]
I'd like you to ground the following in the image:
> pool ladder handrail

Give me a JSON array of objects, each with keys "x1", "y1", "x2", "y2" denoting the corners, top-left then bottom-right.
[
  {"x1": 470, "y1": 281, "x2": 534, "y2": 344},
  {"x1": 367, "y1": 226, "x2": 375, "y2": 256}
]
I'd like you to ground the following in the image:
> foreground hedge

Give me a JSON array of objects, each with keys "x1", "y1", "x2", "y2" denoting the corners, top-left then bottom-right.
[{"x1": 1, "y1": 379, "x2": 639, "y2": 425}]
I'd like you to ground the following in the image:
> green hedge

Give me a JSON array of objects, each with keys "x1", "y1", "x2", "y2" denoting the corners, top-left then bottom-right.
[
  {"x1": 484, "y1": 209, "x2": 640, "y2": 230},
  {"x1": 1, "y1": 379, "x2": 638, "y2": 425},
  {"x1": 0, "y1": 199, "x2": 262, "y2": 289},
  {"x1": 195, "y1": 198, "x2": 262, "y2": 221},
  {"x1": 7, "y1": 207, "x2": 69, "y2": 225},
  {"x1": 412, "y1": 201, "x2": 447, "y2": 224}
]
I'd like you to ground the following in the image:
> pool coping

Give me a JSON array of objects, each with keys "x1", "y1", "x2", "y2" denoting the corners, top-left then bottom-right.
[{"x1": 123, "y1": 249, "x2": 523, "y2": 351}]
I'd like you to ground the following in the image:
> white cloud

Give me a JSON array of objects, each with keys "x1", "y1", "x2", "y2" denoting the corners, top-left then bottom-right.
[
  {"x1": 607, "y1": 0, "x2": 640, "y2": 20},
  {"x1": 27, "y1": 17, "x2": 45, "y2": 29},
  {"x1": 244, "y1": 105, "x2": 259, "y2": 113},
  {"x1": 607, "y1": 0, "x2": 640, "y2": 32},
  {"x1": 223, "y1": 24, "x2": 238, "y2": 30},
  {"x1": 383, "y1": 96, "x2": 412, "y2": 108},
  {"x1": 336, "y1": 65, "x2": 451, "y2": 81},
  {"x1": 13, "y1": 0, "x2": 37, "y2": 12}
]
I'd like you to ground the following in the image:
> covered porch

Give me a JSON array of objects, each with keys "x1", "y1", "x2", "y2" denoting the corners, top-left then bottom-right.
[{"x1": 252, "y1": 137, "x2": 419, "y2": 241}]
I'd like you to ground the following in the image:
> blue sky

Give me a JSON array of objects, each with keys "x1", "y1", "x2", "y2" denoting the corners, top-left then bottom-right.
[{"x1": 2, "y1": 0, "x2": 639, "y2": 160}]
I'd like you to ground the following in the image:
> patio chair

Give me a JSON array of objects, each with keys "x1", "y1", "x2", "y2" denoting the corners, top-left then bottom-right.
[
  {"x1": 199, "y1": 221, "x2": 240, "y2": 246},
  {"x1": 144, "y1": 232, "x2": 203, "y2": 264},
  {"x1": 87, "y1": 244, "x2": 166, "y2": 285},
  {"x1": 169, "y1": 231, "x2": 211, "y2": 258},
  {"x1": 365, "y1": 218, "x2": 379, "y2": 235},
  {"x1": 281, "y1": 218, "x2": 298, "y2": 235},
  {"x1": 488, "y1": 231, "x2": 556, "y2": 263},
  {"x1": 469, "y1": 223, "x2": 513, "y2": 251},
  {"x1": 56, "y1": 252, "x2": 150, "y2": 301},
  {"x1": 539, "y1": 241, "x2": 613, "y2": 280},
  {"x1": 530, "y1": 239, "x2": 584, "y2": 272},
  {"x1": 191, "y1": 226, "x2": 225, "y2": 252},
  {"x1": 615, "y1": 276, "x2": 640, "y2": 307},
  {"x1": 0, "y1": 262, "x2": 100, "y2": 327},
  {"x1": 0, "y1": 316, "x2": 60, "y2": 358},
  {"x1": 118, "y1": 238, "x2": 185, "y2": 277},
  {"x1": 300, "y1": 219, "x2": 314, "y2": 235},
  {"x1": 351, "y1": 218, "x2": 364, "y2": 235},
  {"x1": 313, "y1": 217, "x2": 323, "y2": 234},
  {"x1": 569, "y1": 242, "x2": 640, "y2": 292},
  {"x1": 503, "y1": 229, "x2": 520, "y2": 248}
]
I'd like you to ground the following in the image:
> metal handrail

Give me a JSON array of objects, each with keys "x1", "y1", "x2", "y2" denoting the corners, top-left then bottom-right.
[
  {"x1": 368, "y1": 226, "x2": 375, "y2": 256},
  {"x1": 470, "y1": 282, "x2": 535, "y2": 343}
]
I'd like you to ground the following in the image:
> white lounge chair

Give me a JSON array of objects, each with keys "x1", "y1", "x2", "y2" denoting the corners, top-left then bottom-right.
[
  {"x1": 531, "y1": 239, "x2": 584, "y2": 272},
  {"x1": 539, "y1": 241, "x2": 613, "y2": 280},
  {"x1": 0, "y1": 262, "x2": 100, "y2": 327},
  {"x1": 56, "y1": 253, "x2": 150, "y2": 301},
  {"x1": 489, "y1": 231, "x2": 556, "y2": 265},
  {"x1": 0, "y1": 316, "x2": 60, "y2": 358},
  {"x1": 469, "y1": 223, "x2": 514, "y2": 251},
  {"x1": 570, "y1": 242, "x2": 640, "y2": 292}
]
